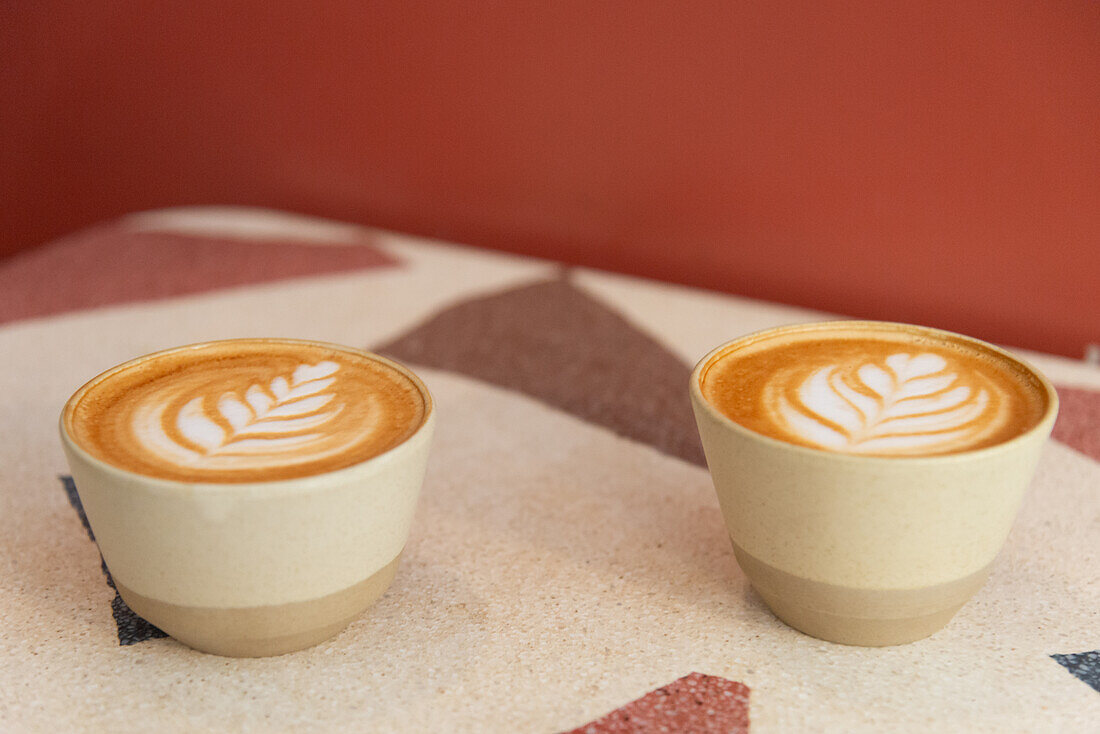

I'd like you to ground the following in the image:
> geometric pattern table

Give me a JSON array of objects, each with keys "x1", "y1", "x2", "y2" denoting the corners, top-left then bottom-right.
[{"x1": 1, "y1": 208, "x2": 1097, "y2": 732}]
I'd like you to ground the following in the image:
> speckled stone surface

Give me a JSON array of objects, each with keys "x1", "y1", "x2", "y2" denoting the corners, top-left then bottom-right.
[{"x1": 1, "y1": 208, "x2": 1098, "y2": 732}]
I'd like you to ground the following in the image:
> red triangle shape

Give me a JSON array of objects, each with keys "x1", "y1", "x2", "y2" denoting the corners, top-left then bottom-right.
[{"x1": 560, "y1": 672, "x2": 750, "y2": 733}]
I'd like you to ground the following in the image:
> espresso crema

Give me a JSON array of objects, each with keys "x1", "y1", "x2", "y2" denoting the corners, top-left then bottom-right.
[
  {"x1": 65, "y1": 340, "x2": 428, "y2": 482},
  {"x1": 699, "y1": 324, "x2": 1048, "y2": 456}
]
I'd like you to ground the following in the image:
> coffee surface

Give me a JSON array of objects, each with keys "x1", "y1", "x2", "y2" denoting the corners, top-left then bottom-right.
[
  {"x1": 66, "y1": 341, "x2": 427, "y2": 482},
  {"x1": 700, "y1": 325, "x2": 1047, "y2": 456}
]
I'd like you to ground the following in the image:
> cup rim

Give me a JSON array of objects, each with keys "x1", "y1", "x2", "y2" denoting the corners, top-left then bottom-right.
[
  {"x1": 59, "y1": 337, "x2": 435, "y2": 491},
  {"x1": 689, "y1": 320, "x2": 1060, "y2": 463}
]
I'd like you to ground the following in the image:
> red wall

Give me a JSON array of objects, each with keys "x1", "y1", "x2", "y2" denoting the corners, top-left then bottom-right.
[{"x1": 2, "y1": 2, "x2": 1098, "y2": 357}]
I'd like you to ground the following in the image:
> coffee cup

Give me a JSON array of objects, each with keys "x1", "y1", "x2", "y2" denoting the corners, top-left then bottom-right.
[
  {"x1": 60, "y1": 338, "x2": 434, "y2": 657},
  {"x1": 689, "y1": 321, "x2": 1058, "y2": 646}
]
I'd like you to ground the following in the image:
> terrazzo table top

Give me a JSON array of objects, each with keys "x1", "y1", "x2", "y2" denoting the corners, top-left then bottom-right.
[{"x1": 1, "y1": 208, "x2": 1097, "y2": 732}]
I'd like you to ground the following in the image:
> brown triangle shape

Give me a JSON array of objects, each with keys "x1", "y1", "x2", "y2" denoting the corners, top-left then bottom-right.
[
  {"x1": 1052, "y1": 385, "x2": 1100, "y2": 464},
  {"x1": 375, "y1": 275, "x2": 706, "y2": 466}
]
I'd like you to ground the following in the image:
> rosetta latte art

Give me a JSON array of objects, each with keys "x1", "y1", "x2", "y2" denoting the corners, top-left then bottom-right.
[
  {"x1": 763, "y1": 352, "x2": 1009, "y2": 455},
  {"x1": 131, "y1": 361, "x2": 375, "y2": 471}
]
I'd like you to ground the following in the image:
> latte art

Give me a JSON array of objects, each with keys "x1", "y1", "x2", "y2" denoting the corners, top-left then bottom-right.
[
  {"x1": 766, "y1": 352, "x2": 1006, "y2": 455},
  {"x1": 699, "y1": 324, "x2": 1047, "y2": 457},
  {"x1": 65, "y1": 341, "x2": 429, "y2": 482},
  {"x1": 132, "y1": 360, "x2": 369, "y2": 471}
]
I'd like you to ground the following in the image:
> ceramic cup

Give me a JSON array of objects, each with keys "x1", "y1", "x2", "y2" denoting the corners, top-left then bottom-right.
[
  {"x1": 689, "y1": 322, "x2": 1058, "y2": 646},
  {"x1": 60, "y1": 340, "x2": 435, "y2": 657}
]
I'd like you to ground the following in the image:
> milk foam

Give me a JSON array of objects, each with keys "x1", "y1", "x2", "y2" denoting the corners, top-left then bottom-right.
[
  {"x1": 129, "y1": 360, "x2": 378, "y2": 471},
  {"x1": 763, "y1": 352, "x2": 1008, "y2": 455},
  {"x1": 698, "y1": 323, "x2": 1048, "y2": 457},
  {"x1": 66, "y1": 341, "x2": 428, "y2": 482}
]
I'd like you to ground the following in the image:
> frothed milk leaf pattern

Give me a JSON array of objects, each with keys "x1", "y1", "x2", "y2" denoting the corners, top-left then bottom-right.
[
  {"x1": 70, "y1": 341, "x2": 428, "y2": 483},
  {"x1": 131, "y1": 361, "x2": 363, "y2": 470},
  {"x1": 769, "y1": 352, "x2": 1007, "y2": 454},
  {"x1": 174, "y1": 360, "x2": 341, "y2": 455}
]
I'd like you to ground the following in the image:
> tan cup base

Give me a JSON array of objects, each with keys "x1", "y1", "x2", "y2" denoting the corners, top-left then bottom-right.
[
  {"x1": 731, "y1": 541, "x2": 991, "y2": 646},
  {"x1": 115, "y1": 554, "x2": 401, "y2": 657}
]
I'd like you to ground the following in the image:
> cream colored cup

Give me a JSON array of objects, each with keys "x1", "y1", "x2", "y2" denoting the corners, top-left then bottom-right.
[
  {"x1": 60, "y1": 341, "x2": 435, "y2": 657},
  {"x1": 689, "y1": 322, "x2": 1058, "y2": 646}
]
